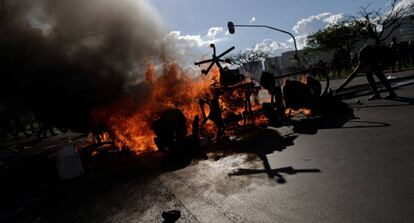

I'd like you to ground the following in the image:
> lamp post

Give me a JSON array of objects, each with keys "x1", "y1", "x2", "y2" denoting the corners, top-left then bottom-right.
[{"x1": 227, "y1": 21, "x2": 299, "y2": 63}]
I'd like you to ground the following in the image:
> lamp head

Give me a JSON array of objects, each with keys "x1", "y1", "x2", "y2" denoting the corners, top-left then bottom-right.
[{"x1": 227, "y1": 21, "x2": 235, "y2": 34}]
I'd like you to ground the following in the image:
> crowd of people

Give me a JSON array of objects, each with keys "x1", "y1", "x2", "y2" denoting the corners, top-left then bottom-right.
[
  {"x1": 390, "y1": 37, "x2": 414, "y2": 72},
  {"x1": 0, "y1": 105, "x2": 59, "y2": 140}
]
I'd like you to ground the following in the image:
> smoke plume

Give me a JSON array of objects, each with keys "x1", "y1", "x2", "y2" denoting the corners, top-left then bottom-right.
[{"x1": 0, "y1": 0, "x2": 169, "y2": 130}]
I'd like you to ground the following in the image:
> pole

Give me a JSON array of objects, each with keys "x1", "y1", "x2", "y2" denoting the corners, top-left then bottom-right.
[{"x1": 232, "y1": 24, "x2": 299, "y2": 64}]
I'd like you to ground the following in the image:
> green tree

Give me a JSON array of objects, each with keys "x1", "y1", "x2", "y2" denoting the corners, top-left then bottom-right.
[
  {"x1": 307, "y1": 21, "x2": 365, "y2": 74},
  {"x1": 306, "y1": 0, "x2": 413, "y2": 75}
]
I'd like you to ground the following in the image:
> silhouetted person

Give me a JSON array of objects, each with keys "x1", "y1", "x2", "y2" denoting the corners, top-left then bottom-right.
[
  {"x1": 335, "y1": 44, "x2": 398, "y2": 100},
  {"x1": 409, "y1": 40, "x2": 414, "y2": 64},
  {"x1": 399, "y1": 41, "x2": 410, "y2": 68},
  {"x1": 36, "y1": 114, "x2": 56, "y2": 138},
  {"x1": 360, "y1": 45, "x2": 397, "y2": 100},
  {"x1": 390, "y1": 37, "x2": 401, "y2": 72},
  {"x1": 11, "y1": 111, "x2": 30, "y2": 138}
]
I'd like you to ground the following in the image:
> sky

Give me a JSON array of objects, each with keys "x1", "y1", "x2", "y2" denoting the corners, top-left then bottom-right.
[{"x1": 147, "y1": 0, "x2": 413, "y2": 68}]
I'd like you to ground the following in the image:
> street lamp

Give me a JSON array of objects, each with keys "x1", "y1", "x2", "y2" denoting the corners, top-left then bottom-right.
[{"x1": 227, "y1": 21, "x2": 299, "y2": 61}]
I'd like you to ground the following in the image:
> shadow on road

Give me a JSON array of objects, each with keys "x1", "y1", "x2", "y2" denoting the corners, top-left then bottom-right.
[
  {"x1": 291, "y1": 115, "x2": 390, "y2": 135},
  {"x1": 288, "y1": 94, "x2": 391, "y2": 135},
  {"x1": 208, "y1": 128, "x2": 297, "y2": 154},
  {"x1": 203, "y1": 128, "x2": 321, "y2": 184},
  {"x1": 353, "y1": 96, "x2": 414, "y2": 109},
  {"x1": 387, "y1": 96, "x2": 414, "y2": 103},
  {"x1": 229, "y1": 166, "x2": 321, "y2": 184}
]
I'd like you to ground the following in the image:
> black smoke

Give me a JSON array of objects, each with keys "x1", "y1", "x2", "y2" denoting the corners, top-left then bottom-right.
[{"x1": 0, "y1": 0, "x2": 167, "y2": 131}]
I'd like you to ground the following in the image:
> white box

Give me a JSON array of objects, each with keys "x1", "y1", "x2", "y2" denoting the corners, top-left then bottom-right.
[{"x1": 54, "y1": 145, "x2": 84, "y2": 180}]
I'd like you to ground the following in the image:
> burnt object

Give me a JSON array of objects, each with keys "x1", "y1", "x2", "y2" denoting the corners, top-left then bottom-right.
[
  {"x1": 153, "y1": 109, "x2": 187, "y2": 153},
  {"x1": 153, "y1": 109, "x2": 203, "y2": 169},
  {"x1": 162, "y1": 210, "x2": 181, "y2": 222},
  {"x1": 220, "y1": 68, "x2": 246, "y2": 86},
  {"x1": 306, "y1": 76, "x2": 322, "y2": 97},
  {"x1": 282, "y1": 80, "x2": 314, "y2": 110},
  {"x1": 194, "y1": 44, "x2": 247, "y2": 87},
  {"x1": 194, "y1": 43, "x2": 235, "y2": 75},
  {"x1": 260, "y1": 72, "x2": 276, "y2": 93},
  {"x1": 194, "y1": 45, "x2": 260, "y2": 136},
  {"x1": 260, "y1": 69, "x2": 328, "y2": 119}
]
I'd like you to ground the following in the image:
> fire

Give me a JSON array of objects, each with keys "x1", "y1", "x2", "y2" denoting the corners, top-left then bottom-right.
[
  {"x1": 92, "y1": 63, "x2": 271, "y2": 154},
  {"x1": 93, "y1": 63, "x2": 214, "y2": 154},
  {"x1": 285, "y1": 108, "x2": 312, "y2": 117},
  {"x1": 283, "y1": 74, "x2": 314, "y2": 117}
]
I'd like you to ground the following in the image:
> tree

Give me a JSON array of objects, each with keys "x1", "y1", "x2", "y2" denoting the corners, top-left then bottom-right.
[
  {"x1": 307, "y1": 21, "x2": 365, "y2": 73},
  {"x1": 353, "y1": 0, "x2": 413, "y2": 44},
  {"x1": 231, "y1": 49, "x2": 270, "y2": 75},
  {"x1": 306, "y1": 0, "x2": 414, "y2": 74}
]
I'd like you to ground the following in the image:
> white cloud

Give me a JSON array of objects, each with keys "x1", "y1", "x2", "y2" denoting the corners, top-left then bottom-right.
[
  {"x1": 392, "y1": 0, "x2": 414, "y2": 14},
  {"x1": 245, "y1": 39, "x2": 292, "y2": 56},
  {"x1": 249, "y1": 16, "x2": 256, "y2": 24},
  {"x1": 165, "y1": 27, "x2": 226, "y2": 53},
  {"x1": 293, "y1": 12, "x2": 344, "y2": 35},
  {"x1": 323, "y1": 13, "x2": 344, "y2": 24},
  {"x1": 163, "y1": 27, "x2": 228, "y2": 71},
  {"x1": 287, "y1": 34, "x2": 308, "y2": 50},
  {"x1": 207, "y1": 27, "x2": 224, "y2": 38},
  {"x1": 394, "y1": 0, "x2": 414, "y2": 10},
  {"x1": 166, "y1": 31, "x2": 206, "y2": 48},
  {"x1": 166, "y1": 26, "x2": 225, "y2": 49},
  {"x1": 289, "y1": 12, "x2": 344, "y2": 49}
]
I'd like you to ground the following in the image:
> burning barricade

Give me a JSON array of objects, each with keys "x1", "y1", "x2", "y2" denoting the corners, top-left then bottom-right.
[{"x1": 81, "y1": 44, "x2": 349, "y2": 163}]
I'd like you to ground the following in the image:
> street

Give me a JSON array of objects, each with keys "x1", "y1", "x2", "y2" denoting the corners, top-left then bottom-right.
[
  {"x1": 1, "y1": 76, "x2": 414, "y2": 223},
  {"x1": 158, "y1": 83, "x2": 414, "y2": 222}
]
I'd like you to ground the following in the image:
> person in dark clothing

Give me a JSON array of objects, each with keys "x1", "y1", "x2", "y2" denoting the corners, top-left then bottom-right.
[
  {"x1": 390, "y1": 37, "x2": 400, "y2": 73},
  {"x1": 335, "y1": 44, "x2": 397, "y2": 100},
  {"x1": 359, "y1": 45, "x2": 397, "y2": 100}
]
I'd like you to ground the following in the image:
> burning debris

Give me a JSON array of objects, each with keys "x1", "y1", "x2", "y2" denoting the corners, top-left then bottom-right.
[
  {"x1": 76, "y1": 43, "x2": 352, "y2": 159},
  {"x1": 1, "y1": 1, "x2": 353, "y2": 160},
  {"x1": 91, "y1": 63, "x2": 213, "y2": 154}
]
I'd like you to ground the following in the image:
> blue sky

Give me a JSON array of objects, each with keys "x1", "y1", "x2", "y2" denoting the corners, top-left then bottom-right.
[
  {"x1": 148, "y1": 0, "x2": 413, "y2": 69},
  {"x1": 153, "y1": 0, "x2": 387, "y2": 33}
]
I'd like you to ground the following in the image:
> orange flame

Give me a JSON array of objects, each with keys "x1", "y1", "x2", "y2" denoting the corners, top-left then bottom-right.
[
  {"x1": 92, "y1": 63, "x2": 270, "y2": 154},
  {"x1": 93, "y1": 63, "x2": 214, "y2": 154}
]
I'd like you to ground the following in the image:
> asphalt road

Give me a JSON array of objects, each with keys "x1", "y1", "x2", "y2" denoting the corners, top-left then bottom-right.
[
  {"x1": 1, "y1": 74, "x2": 414, "y2": 223},
  {"x1": 158, "y1": 82, "x2": 414, "y2": 222}
]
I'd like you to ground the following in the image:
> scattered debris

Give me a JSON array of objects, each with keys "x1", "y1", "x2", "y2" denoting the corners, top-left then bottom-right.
[
  {"x1": 49, "y1": 145, "x2": 84, "y2": 180},
  {"x1": 162, "y1": 210, "x2": 181, "y2": 222}
]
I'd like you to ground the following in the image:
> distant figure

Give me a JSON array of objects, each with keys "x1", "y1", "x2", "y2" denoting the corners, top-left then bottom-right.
[
  {"x1": 359, "y1": 45, "x2": 397, "y2": 100},
  {"x1": 335, "y1": 44, "x2": 397, "y2": 100},
  {"x1": 399, "y1": 41, "x2": 410, "y2": 68},
  {"x1": 390, "y1": 37, "x2": 401, "y2": 72},
  {"x1": 35, "y1": 113, "x2": 56, "y2": 138},
  {"x1": 409, "y1": 40, "x2": 414, "y2": 64}
]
